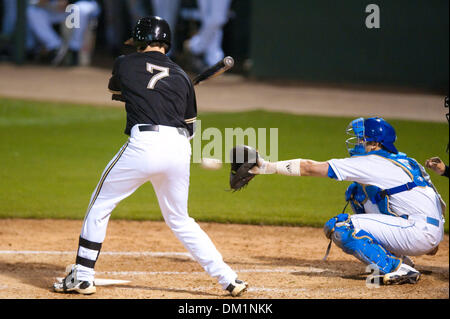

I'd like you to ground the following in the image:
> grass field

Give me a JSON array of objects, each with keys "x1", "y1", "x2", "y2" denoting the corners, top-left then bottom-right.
[{"x1": 0, "y1": 97, "x2": 448, "y2": 231}]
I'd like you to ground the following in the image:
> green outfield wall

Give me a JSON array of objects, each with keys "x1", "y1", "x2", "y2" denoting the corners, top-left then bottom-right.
[{"x1": 249, "y1": 0, "x2": 449, "y2": 93}]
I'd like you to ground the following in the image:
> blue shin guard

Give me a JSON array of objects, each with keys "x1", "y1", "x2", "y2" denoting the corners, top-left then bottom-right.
[{"x1": 324, "y1": 214, "x2": 401, "y2": 274}]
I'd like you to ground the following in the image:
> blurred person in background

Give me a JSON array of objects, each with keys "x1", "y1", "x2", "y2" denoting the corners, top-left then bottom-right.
[
  {"x1": 103, "y1": 0, "x2": 181, "y2": 58},
  {"x1": 150, "y1": 0, "x2": 180, "y2": 58},
  {"x1": 0, "y1": 0, "x2": 17, "y2": 57},
  {"x1": 183, "y1": 0, "x2": 232, "y2": 72},
  {"x1": 1, "y1": 0, "x2": 17, "y2": 37},
  {"x1": 26, "y1": 0, "x2": 100, "y2": 66},
  {"x1": 103, "y1": 0, "x2": 146, "y2": 57},
  {"x1": 425, "y1": 96, "x2": 449, "y2": 179}
]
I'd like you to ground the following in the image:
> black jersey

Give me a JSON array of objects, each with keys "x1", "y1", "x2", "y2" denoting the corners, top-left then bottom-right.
[{"x1": 108, "y1": 51, "x2": 197, "y2": 136}]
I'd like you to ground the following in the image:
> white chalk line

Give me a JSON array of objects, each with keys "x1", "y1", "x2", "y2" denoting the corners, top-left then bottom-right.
[
  {"x1": 0, "y1": 249, "x2": 338, "y2": 277},
  {"x1": 97, "y1": 267, "x2": 338, "y2": 277},
  {"x1": 0, "y1": 250, "x2": 193, "y2": 259}
]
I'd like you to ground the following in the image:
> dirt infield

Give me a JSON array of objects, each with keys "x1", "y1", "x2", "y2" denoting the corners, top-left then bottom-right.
[{"x1": 0, "y1": 219, "x2": 448, "y2": 299}]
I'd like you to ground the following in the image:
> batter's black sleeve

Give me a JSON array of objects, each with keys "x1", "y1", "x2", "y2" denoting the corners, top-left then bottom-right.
[
  {"x1": 108, "y1": 55, "x2": 125, "y2": 97},
  {"x1": 184, "y1": 81, "x2": 198, "y2": 137}
]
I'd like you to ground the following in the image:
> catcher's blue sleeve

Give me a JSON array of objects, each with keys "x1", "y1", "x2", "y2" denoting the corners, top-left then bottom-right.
[{"x1": 327, "y1": 165, "x2": 338, "y2": 180}]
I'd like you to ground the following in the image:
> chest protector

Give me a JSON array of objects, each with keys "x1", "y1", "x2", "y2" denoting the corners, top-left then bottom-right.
[{"x1": 345, "y1": 150, "x2": 430, "y2": 217}]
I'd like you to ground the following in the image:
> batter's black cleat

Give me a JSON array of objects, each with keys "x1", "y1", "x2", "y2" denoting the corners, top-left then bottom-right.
[
  {"x1": 383, "y1": 264, "x2": 421, "y2": 285},
  {"x1": 53, "y1": 264, "x2": 96, "y2": 295},
  {"x1": 226, "y1": 279, "x2": 248, "y2": 297}
]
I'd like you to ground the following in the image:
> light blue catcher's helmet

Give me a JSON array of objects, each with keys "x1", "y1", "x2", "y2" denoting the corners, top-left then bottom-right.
[{"x1": 346, "y1": 117, "x2": 398, "y2": 156}]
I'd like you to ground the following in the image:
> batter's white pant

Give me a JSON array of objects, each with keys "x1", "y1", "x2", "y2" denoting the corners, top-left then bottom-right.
[
  {"x1": 76, "y1": 124, "x2": 238, "y2": 289},
  {"x1": 351, "y1": 212, "x2": 444, "y2": 257}
]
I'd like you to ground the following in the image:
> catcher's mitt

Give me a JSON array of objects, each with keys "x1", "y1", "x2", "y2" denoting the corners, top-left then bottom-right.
[{"x1": 229, "y1": 145, "x2": 259, "y2": 191}]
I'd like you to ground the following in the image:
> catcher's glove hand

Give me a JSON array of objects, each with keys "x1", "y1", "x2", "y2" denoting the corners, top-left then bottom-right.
[{"x1": 229, "y1": 145, "x2": 259, "y2": 191}]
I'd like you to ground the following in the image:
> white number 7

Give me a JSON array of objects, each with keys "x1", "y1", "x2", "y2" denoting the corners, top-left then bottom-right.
[{"x1": 146, "y1": 63, "x2": 169, "y2": 89}]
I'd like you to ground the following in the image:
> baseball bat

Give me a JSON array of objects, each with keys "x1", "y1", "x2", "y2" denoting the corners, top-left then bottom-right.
[{"x1": 192, "y1": 56, "x2": 234, "y2": 85}]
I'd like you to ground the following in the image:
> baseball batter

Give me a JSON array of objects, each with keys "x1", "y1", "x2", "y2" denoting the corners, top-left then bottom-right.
[
  {"x1": 249, "y1": 117, "x2": 446, "y2": 284},
  {"x1": 53, "y1": 16, "x2": 247, "y2": 296}
]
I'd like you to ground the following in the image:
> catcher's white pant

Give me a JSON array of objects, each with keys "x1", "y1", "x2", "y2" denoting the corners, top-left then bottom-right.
[
  {"x1": 76, "y1": 124, "x2": 238, "y2": 289},
  {"x1": 350, "y1": 212, "x2": 444, "y2": 257}
]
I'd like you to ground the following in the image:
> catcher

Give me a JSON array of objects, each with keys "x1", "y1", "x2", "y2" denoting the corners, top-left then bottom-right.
[{"x1": 230, "y1": 117, "x2": 446, "y2": 284}]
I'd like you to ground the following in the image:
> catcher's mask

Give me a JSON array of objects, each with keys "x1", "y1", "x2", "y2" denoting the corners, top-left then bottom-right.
[
  {"x1": 346, "y1": 117, "x2": 366, "y2": 156},
  {"x1": 125, "y1": 16, "x2": 171, "y2": 52},
  {"x1": 346, "y1": 117, "x2": 398, "y2": 156}
]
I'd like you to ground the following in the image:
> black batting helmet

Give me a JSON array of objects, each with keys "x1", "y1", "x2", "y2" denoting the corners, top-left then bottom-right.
[{"x1": 125, "y1": 16, "x2": 171, "y2": 52}]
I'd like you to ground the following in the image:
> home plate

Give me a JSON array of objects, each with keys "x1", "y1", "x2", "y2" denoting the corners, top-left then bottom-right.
[{"x1": 57, "y1": 278, "x2": 130, "y2": 286}]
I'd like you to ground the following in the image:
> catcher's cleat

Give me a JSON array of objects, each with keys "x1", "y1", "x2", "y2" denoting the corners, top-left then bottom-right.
[
  {"x1": 383, "y1": 263, "x2": 421, "y2": 285},
  {"x1": 226, "y1": 279, "x2": 248, "y2": 297},
  {"x1": 53, "y1": 264, "x2": 96, "y2": 295}
]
